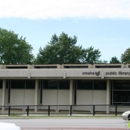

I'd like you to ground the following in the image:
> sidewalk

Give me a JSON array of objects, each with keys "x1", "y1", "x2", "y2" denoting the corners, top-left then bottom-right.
[
  {"x1": 0, "y1": 114, "x2": 122, "y2": 119},
  {"x1": 21, "y1": 128, "x2": 126, "y2": 130},
  {"x1": 0, "y1": 115, "x2": 125, "y2": 130}
]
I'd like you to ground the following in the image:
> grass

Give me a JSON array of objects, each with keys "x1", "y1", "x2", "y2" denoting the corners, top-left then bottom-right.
[{"x1": 0, "y1": 114, "x2": 122, "y2": 119}]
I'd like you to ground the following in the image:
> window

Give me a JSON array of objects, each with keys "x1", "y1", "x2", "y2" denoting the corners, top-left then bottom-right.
[
  {"x1": 113, "y1": 91, "x2": 130, "y2": 102},
  {"x1": 6, "y1": 80, "x2": 11, "y2": 103},
  {"x1": 112, "y1": 80, "x2": 130, "y2": 105},
  {"x1": 94, "y1": 81, "x2": 106, "y2": 90},
  {"x1": 25, "y1": 80, "x2": 35, "y2": 89},
  {"x1": 43, "y1": 80, "x2": 58, "y2": 89},
  {"x1": 77, "y1": 80, "x2": 93, "y2": 90},
  {"x1": 59, "y1": 80, "x2": 69, "y2": 89},
  {"x1": 77, "y1": 80, "x2": 106, "y2": 90},
  {"x1": 113, "y1": 80, "x2": 130, "y2": 90},
  {"x1": 11, "y1": 80, "x2": 25, "y2": 89},
  {"x1": 0, "y1": 80, "x2": 2, "y2": 89},
  {"x1": 7, "y1": 80, "x2": 35, "y2": 89},
  {"x1": 39, "y1": 80, "x2": 44, "y2": 104}
]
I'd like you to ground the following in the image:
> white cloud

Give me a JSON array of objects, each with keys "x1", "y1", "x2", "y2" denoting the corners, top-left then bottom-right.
[{"x1": 0, "y1": 0, "x2": 130, "y2": 19}]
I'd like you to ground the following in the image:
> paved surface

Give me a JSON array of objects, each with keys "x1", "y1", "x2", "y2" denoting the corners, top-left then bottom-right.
[
  {"x1": 0, "y1": 117, "x2": 128, "y2": 130},
  {"x1": 21, "y1": 128, "x2": 126, "y2": 130}
]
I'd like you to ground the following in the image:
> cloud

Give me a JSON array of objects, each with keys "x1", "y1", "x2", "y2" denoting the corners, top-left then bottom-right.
[{"x1": 0, "y1": 0, "x2": 130, "y2": 19}]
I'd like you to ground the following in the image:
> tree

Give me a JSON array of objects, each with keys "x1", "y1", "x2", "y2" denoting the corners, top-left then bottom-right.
[
  {"x1": 121, "y1": 48, "x2": 130, "y2": 63},
  {"x1": 35, "y1": 32, "x2": 82, "y2": 64},
  {"x1": 110, "y1": 56, "x2": 120, "y2": 64},
  {"x1": 81, "y1": 46, "x2": 101, "y2": 64},
  {"x1": 35, "y1": 32, "x2": 101, "y2": 64},
  {"x1": 0, "y1": 28, "x2": 34, "y2": 64}
]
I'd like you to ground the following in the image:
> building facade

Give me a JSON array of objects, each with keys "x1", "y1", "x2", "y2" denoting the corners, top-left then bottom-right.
[{"x1": 0, "y1": 64, "x2": 130, "y2": 113}]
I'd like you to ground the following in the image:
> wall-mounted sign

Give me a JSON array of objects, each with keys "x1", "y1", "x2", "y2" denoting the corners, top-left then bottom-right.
[
  {"x1": 82, "y1": 71, "x2": 100, "y2": 76},
  {"x1": 105, "y1": 71, "x2": 130, "y2": 77}
]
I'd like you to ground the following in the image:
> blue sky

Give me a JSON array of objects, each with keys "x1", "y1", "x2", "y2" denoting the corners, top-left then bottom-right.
[{"x1": 0, "y1": 0, "x2": 130, "y2": 62}]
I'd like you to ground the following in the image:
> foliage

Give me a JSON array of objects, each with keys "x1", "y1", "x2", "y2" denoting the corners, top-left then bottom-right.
[
  {"x1": 110, "y1": 56, "x2": 120, "y2": 64},
  {"x1": 35, "y1": 32, "x2": 101, "y2": 64},
  {"x1": 81, "y1": 46, "x2": 101, "y2": 64},
  {"x1": 35, "y1": 32, "x2": 82, "y2": 64},
  {"x1": 0, "y1": 28, "x2": 34, "y2": 64},
  {"x1": 121, "y1": 48, "x2": 130, "y2": 63}
]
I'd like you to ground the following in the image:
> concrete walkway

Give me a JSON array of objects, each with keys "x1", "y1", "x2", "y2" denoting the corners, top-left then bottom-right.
[{"x1": 22, "y1": 128, "x2": 126, "y2": 130}]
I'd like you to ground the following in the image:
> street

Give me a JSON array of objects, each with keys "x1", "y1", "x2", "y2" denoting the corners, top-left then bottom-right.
[{"x1": 0, "y1": 117, "x2": 127, "y2": 130}]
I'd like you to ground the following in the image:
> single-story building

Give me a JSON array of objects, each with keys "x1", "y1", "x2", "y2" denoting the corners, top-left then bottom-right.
[{"x1": 0, "y1": 64, "x2": 130, "y2": 114}]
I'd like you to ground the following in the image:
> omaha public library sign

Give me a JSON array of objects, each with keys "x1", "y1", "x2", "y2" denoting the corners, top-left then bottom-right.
[
  {"x1": 0, "y1": 64, "x2": 130, "y2": 79},
  {"x1": 82, "y1": 70, "x2": 130, "y2": 78}
]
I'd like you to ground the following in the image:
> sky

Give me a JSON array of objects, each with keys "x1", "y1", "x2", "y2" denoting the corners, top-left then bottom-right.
[{"x1": 0, "y1": 0, "x2": 130, "y2": 62}]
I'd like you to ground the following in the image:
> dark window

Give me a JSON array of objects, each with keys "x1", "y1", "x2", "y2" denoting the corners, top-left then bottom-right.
[
  {"x1": 39, "y1": 80, "x2": 43, "y2": 104},
  {"x1": 9, "y1": 80, "x2": 35, "y2": 89},
  {"x1": 34, "y1": 66, "x2": 57, "y2": 68},
  {"x1": 94, "y1": 80, "x2": 106, "y2": 90},
  {"x1": 11, "y1": 80, "x2": 25, "y2": 89},
  {"x1": 6, "y1": 66, "x2": 28, "y2": 69},
  {"x1": 112, "y1": 80, "x2": 130, "y2": 105},
  {"x1": 6, "y1": 80, "x2": 11, "y2": 103},
  {"x1": 40, "y1": 85, "x2": 43, "y2": 104},
  {"x1": 113, "y1": 91, "x2": 130, "y2": 103},
  {"x1": 113, "y1": 80, "x2": 130, "y2": 90},
  {"x1": 44, "y1": 80, "x2": 58, "y2": 89},
  {"x1": 64, "y1": 66, "x2": 88, "y2": 68},
  {"x1": 95, "y1": 66, "x2": 121, "y2": 68},
  {"x1": 59, "y1": 80, "x2": 69, "y2": 89},
  {"x1": 0, "y1": 80, "x2": 2, "y2": 89},
  {"x1": 25, "y1": 80, "x2": 35, "y2": 89},
  {"x1": 73, "y1": 80, "x2": 77, "y2": 105},
  {"x1": 77, "y1": 80, "x2": 93, "y2": 90}
]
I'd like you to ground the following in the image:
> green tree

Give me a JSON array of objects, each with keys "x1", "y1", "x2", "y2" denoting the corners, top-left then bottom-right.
[
  {"x1": 35, "y1": 32, "x2": 82, "y2": 64},
  {"x1": 110, "y1": 56, "x2": 120, "y2": 64},
  {"x1": 0, "y1": 28, "x2": 34, "y2": 64},
  {"x1": 35, "y1": 32, "x2": 101, "y2": 64},
  {"x1": 121, "y1": 48, "x2": 130, "y2": 63},
  {"x1": 81, "y1": 46, "x2": 101, "y2": 64}
]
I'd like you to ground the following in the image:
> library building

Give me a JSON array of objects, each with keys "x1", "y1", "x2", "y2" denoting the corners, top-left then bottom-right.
[{"x1": 0, "y1": 64, "x2": 130, "y2": 114}]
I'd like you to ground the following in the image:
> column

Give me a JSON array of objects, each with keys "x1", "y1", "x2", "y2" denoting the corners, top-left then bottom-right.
[
  {"x1": 35, "y1": 79, "x2": 39, "y2": 112},
  {"x1": 106, "y1": 79, "x2": 110, "y2": 114},
  {"x1": 69, "y1": 79, "x2": 73, "y2": 105},
  {"x1": 2, "y1": 79, "x2": 6, "y2": 111}
]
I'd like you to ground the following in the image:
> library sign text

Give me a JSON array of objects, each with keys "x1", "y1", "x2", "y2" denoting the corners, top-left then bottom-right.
[
  {"x1": 106, "y1": 71, "x2": 130, "y2": 76},
  {"x1": 82, "y1": 71, "x2": 130, "y2": 77},
  {"x1": 82, "y1": 71, "x2": 100, "y2": 76}
]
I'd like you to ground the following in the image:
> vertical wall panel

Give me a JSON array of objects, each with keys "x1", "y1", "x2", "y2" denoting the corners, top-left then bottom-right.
[
  {"x1": 24, "y1": 90, "x2": 35, "y2": 105},
  {"x1": 77, "y1": 90, "x2": 93, "y2": 104},
  {"x1": 42, "y1": 90, "x2": 57, "y2": 111},
  {"x1": 57, "y1": 90, "x2": 69, "y2": 112},
  {"x1": 0, "y1": 90, "x2": 2, "y2": 106},
  {"x1": 43, "y1": 90, "x2": 57, "y2": 105},
  {"x1": 10, "y1": 90, "x2": 24, "y2": 105},
  {"x1": 93, "y1": 90, "x2": 106, "y2": 104},
  {"x1": 93, "y1": 90, "x2": 106, "y2": 112},
  {"x1": 58, "y1": 90, "x2": 69, "y2": 105}
]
